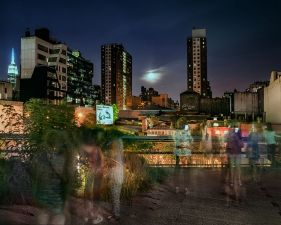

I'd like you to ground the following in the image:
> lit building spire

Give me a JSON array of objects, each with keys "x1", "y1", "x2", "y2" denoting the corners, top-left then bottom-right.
[
  {"x1": 8, "y1": 48, "x2": 18, "y2": 90},
  {"x1": 11, "y1": 48, "x2": 15, "y2": 64}
]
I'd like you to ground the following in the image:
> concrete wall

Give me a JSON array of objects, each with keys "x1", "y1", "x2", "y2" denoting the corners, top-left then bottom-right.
[
  {"x1": 180, "y1": 92, "x2": 200, "y2": 112},
  {"x1": 264, "y1": 75, "x2": 281, "y2": 123},
  {"x1": 0, "y1": 100, "x2": 23, "y2": 133},
  {"x1": 234, "y1": 92, "x2": 258, "y2": 114},
  {"x1": 200, "y1": 98, "x2": 230, "y2": 116}
]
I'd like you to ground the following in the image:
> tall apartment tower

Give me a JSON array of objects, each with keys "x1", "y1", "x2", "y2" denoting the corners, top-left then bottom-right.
[
  {"x1": 187, "y1": 28, "x2": 210, "y2": 97},
  {"x1": 101, "y1": 44, "x2": 132, "y2": 109}
]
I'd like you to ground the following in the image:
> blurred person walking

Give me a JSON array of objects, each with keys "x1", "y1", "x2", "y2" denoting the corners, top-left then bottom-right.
[
  {"x1": 33, "y1": 130, "x2": 72, "y2": 225},
  {"x1": 226, "y1": 125, "x2": 244, "y2": 186},
  {"x1": 225, "y1": 125, "x2": 244, "y2": 206},
  {"x1": 79, "y1": 129, "x2": 104, "y2": 224},
  {"x1": 173, "y1": 124, "x2": 193, "y2": 195},
  {"x1": 247, "y1": 124, "x2": 262, "y2": 182},
  {"x1": 104, "y1": 138, "x2": 124, "y2": 222},
  {"x1": 264, "y1": 123, "x2": 276, "y2": 168}
]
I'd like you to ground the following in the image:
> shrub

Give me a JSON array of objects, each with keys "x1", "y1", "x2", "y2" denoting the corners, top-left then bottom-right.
[{"x1": 100, "y1": 153, "x2": 168, "y2": 201}]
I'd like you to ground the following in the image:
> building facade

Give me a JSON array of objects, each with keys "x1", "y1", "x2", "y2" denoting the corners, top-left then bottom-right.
[
  {"x1": 152, "y1": 94, "x2": 175, "y2": 109},
  {"x1": 20, "y1": 66, "x2": 65, "y2": 104},
  {"x1": 141, "y1": 86, "x2": 159, "y2": 102},
  {"x1": 67, "y1": 49, "x2": 94, "y2": 105},
  {"x1": 101, "y1": 44, "x2": 132, "y2": 109},
  {"x1": 21, "y1": 28, "x2": 95, "y2": 105},
  {"x1": 264, "y1": 70, "x2": 281, "y2": 123},
  {"x1": 200, "y1": 98, "x2": 230, "y2": 116},
  {"x1": 0, "y1": 81, "x2": 13, "y2": 101},
  {"x1": 7, "y1": 48, "x2": 19, "y2": 90},
  {"x1": 132, "y1": 95, "x2": 142, "y2": 109},
  {"x1": 245, "y1": 81, "x2": 269, "y2": 92},
  {"x1": 233, "y1": 92, "x2": 259, "y2": 120},
  {"x1": 21, "y1": 28, "x2": 68, "y2": 93},
  {"x1": 180, "y1": 90, "x2": 200, "y2": 113},
  {"x1": 187, "y1": 28, "x2": 210, "y2": 97}
]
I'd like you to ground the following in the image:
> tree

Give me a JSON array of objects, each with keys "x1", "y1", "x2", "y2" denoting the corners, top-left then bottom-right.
[
  {"x1": 111, "y1": 104, "x2": 119, "y2": 123},
  {"x1": 24, "y1": 99, "x2": 77, "y2": 148},
  {"x1": 176, "y1": 117, "x2": 187, "y2": 129}
]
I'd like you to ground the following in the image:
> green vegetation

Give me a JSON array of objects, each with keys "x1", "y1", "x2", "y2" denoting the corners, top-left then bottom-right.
[
  {"x1": 0, "y1": 99, "x2": 168, "y2": 205},
  {"x1": 100, "y1": 153, "x2": 168, "y2": 201}
]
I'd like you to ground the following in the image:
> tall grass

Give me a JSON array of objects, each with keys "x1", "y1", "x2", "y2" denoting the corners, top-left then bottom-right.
[{"x1": 100, "y1": 153, "x2": 168, "y2": 201}]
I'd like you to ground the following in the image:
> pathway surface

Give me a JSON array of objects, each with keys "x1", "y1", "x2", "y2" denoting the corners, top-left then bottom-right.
[{"x1": 1, "y1": 167, "x2": 281, "y2": 225}]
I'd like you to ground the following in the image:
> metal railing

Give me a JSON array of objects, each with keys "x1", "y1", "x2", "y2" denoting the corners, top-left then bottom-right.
[{"x1": 0, "y1": 134, "x2": 278, "y2": 167}]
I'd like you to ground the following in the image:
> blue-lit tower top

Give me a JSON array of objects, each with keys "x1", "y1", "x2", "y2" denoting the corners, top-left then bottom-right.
[{"x1": 7, "y1": 48, "x2": 18, "y2": 90}]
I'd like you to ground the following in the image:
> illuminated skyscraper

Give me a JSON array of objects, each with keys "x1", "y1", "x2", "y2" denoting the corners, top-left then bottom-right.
[
  {"x1": 101, "y1": 44, "x2": 132, "y2": 109},
  {"x1": 7, "y1": 48, "x2": 18, "y2": 90},
  {"x1": 187, "y1": 28, "x2": 211, "y2": 98}
]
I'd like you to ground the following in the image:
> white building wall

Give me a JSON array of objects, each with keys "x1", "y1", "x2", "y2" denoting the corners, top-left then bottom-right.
[
  {"x1": 21, "y1": 37, "x2": 37, "y2": 79},
  {"x1": 234, "y1": 92, "x2": 258, "y2": 114},
  {"x1": 264, "y1": 72, "x2": 281, "y2": 123}
]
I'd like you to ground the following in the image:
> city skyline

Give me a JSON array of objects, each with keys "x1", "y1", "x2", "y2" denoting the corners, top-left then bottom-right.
[{"x1": 0, "y1": 0, "x2": 281, "y2": 101}]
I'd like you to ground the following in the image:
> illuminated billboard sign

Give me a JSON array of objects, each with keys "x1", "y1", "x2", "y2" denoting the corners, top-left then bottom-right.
[{"x1": 96, "y1": 105, "x2": 113, "y2": 125}]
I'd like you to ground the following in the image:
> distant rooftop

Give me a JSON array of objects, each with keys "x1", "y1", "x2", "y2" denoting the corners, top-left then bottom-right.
[
  {"x1": 23, "y1": 28, "x2": 65, "y2": 45},
  {"x1": 192, "y1": 28, "x2": 206, "y2": 38}
]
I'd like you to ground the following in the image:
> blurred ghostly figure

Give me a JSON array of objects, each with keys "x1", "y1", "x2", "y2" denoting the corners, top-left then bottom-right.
[
  {"x1": 173, "y1": 124, "x2": 193, "y2": 195},
  {"x1": 247, "y1": 124, "x2": 262, "y2": 182},
  {"x1": 264, "y1": 123, "x2": 276, "y2": 168},
  {"x1": 79, "y1": 129, "x2": 104, "y2": 224},
  {"x1": 105, "y1": 138, "x2": 124, "y2": 222},
  {"x1": 34, "y1": 130, "x2": 70, "y2": 225},
  {"x1": 226, "y1": 125, "x2": 244, "y2": 186},
  {"x1": 225, "y1": 125, "x2": 244, "y2": 206}
]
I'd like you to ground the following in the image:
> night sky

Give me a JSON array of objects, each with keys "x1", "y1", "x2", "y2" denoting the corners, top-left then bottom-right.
[{"x1": 1, "y1": 0, "x2": 281, "y2": 101}]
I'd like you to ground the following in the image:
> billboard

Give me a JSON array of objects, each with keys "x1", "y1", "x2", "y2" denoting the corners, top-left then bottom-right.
[{"x1": 96, "y1": 105, "x2": 113, "y2": 125}]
